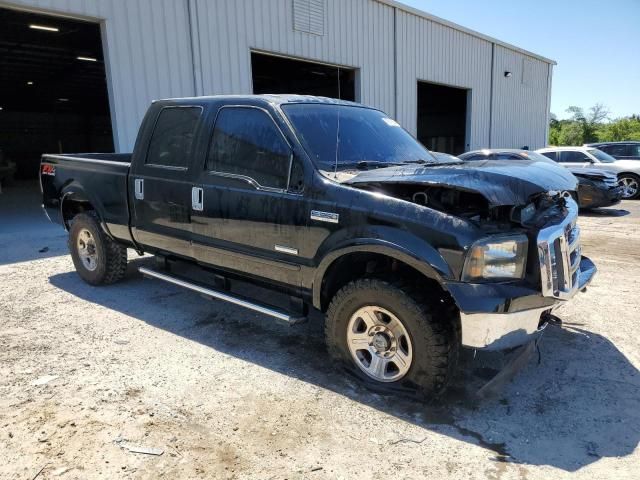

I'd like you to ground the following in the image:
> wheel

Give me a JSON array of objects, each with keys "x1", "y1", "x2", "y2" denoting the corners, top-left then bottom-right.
[
  {"x1": 325, "y1": 278, "x2": 459, "y2": 398},
  {"x1": 618, "y1": 174, "x2": 640, "y2": 199},
  {"x1": 68, "y1": 212, "x2": 127, "y2": 285}
]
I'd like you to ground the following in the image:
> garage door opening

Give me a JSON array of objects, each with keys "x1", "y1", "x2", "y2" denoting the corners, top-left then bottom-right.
[
  {"x1": 417, "y1": 81, "x2": 469, "y2": 155},
  {"x1": 0, "y1": 7, "x2": 113, "y2": 181},
  {"x1": 251, "y1": 52, "x2": 356, "y2": 101}
]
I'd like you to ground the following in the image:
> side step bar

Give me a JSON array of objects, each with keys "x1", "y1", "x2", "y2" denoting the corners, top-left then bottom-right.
[{"x1": 138, "y1": 267, "x2": 306, "y2": 324}]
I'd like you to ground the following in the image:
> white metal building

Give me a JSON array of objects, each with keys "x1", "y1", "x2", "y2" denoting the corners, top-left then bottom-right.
[{"x1": 0, "y1": 0, "x2": 555, "y2": 175}]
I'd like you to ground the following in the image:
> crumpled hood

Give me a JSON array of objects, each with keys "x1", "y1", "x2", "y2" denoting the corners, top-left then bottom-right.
[{"x1": 345, "y1": 159, "x2": 578, "y2": 206}]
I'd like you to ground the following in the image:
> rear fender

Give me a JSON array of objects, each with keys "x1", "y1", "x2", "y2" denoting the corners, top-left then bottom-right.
[{"x1": 60, "y1": 183, "x2": 113, "y2": 238}]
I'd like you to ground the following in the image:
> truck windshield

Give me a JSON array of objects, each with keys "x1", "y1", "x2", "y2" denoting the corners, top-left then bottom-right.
[{"x1": 281, "y1": 103, "x2": 447, "y2": 170}]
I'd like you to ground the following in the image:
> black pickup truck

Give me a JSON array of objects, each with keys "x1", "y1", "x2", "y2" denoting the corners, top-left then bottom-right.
[{"x1": 41, "y1": 95, "x2": 596, "y2": 397}]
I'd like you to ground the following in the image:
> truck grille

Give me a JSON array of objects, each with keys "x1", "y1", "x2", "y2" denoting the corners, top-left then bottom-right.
[{"x1": 537, "y1": 196, "x2": 582, "y2": 299}]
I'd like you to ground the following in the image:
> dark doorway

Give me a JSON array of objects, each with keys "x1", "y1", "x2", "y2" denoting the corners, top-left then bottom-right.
[
  {"x1": 0, "y1": 7, "x2": 113, "y2": 180},
  {"x1": 417, "y1": 81, "x2": 468, "y2": 155},
  {"x1": 251, "y1": 52, "x2": 356, "y2": 101}
]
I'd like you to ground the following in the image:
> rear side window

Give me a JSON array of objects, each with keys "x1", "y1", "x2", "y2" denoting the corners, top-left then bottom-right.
[
  {"x1": 146, "y1": 107, "x2": 202, "y2": 168},
  {"x1": 539, "y1": 151, "x2": 558, "y2": 161},
  {"x1": 207, "y1": 107, "x2": 291, "y2": 189}
]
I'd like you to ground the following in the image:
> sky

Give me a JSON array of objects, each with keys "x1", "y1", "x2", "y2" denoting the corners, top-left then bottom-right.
[{"x1": 400, "y1": 0, "x2": 640, "y2": 120}]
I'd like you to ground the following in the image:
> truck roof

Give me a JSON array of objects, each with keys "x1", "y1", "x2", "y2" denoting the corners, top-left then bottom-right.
[{"x1": 154, "y1": 94, "x2": 367, "y2": 109}]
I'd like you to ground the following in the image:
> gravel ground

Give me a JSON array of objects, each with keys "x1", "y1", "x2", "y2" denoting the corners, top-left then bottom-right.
[{"x1": 1, "y1": 183, "x2": 639, "y2": 479}]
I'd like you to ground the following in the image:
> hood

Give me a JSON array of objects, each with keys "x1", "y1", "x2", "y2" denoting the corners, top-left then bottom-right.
[
  {"x1": 345, "y1": 159, "x2": 578, "y2": 206},
  {"x1": 568, "y1": 167, "x2": 616, "y2": 181}
]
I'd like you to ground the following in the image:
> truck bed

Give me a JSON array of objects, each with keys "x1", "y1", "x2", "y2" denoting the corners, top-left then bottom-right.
[{"x1": 40, "y1": 152, "x2": 134, "y2": 244}]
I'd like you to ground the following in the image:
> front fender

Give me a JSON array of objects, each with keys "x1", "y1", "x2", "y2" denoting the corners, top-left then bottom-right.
[{"x1": 311, "y1": 231, "x2": 455, "y2": 309}]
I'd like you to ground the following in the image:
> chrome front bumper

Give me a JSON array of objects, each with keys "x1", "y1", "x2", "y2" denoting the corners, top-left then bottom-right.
[
  {"x1": 460, "y1": 256, "x2": 597, "y2": 351},
  {"x1": 460, "y1": 306, "x2": 550, "y2": 351}
]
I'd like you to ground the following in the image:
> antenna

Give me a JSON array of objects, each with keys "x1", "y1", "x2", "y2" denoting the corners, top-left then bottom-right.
[{"x1": 333, "y1": 68, "x2": 341, "y2": 179}]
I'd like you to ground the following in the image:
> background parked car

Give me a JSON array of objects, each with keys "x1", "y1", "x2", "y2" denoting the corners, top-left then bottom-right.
[
  {"x1": 459, "y1": 149, "x2": 623, "y2": 209},
  {"x1": 430, "y1": 151, "x2": 461, "y2": 163},
  {"x1": 536, "y1": 146, "x2": 640, "y2": 200},
  {"x1": 585, "y1": 141, "x2": 640, "y2": 161}
]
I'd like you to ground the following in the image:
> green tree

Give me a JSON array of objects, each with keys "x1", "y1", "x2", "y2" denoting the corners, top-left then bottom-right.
[
  {"x1": 596, "y1": 117, "x2": 640, "y2": 141},
  {"x1": 557, "y1": 121, "x2": 584, "y2": 146},
  {"x1": 566, "y1": 104, "x2": 609, "y2": 143}
]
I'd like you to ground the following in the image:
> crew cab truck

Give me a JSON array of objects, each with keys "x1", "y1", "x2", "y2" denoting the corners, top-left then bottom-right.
[{"x1": 41, "y1": 95, "x2": 596, "y2": 398}]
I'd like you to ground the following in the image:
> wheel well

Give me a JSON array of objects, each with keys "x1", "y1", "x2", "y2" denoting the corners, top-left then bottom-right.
[
  {"x1": 61, "y1": 196, "x2": 95, "y2": 228},
  {"x1": 618, "y1": 172, "x2": 640, "y2": 179},
  {"x1": 319, "y1": 252, "x2": 451, "y2": 312}
]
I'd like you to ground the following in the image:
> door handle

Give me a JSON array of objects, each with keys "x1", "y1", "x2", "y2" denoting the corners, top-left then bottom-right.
[
  {"x1": 192, "y1": 186, "x2": 203, "y2": 211},
  {"x1": 134, "y1": 178, "x2": 144, "y2": 200}
]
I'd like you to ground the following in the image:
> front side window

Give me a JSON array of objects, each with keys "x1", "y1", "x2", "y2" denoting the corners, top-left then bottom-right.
[
  {"x1": 207, "y1": 107, "x2": 291, "y2": 189},
  {"x1": 462, "y1": 153, "x2": 490, "y2": 161},
  {"x1": 147, "y1": 107, "x2": 202, "y2": 168},
  {"x1": 586, "y1": 149, "x2": 616, "y2": 163},
  {"x1": 560, "y1": 151, "x2": 591, "y2": 163}
]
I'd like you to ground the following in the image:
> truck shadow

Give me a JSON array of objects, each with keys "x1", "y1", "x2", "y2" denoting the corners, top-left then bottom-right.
[
  {"x1": 580, "y1": 208, "x2": 630, "y2": 217},
  {"x1": 49, "y1": 262, "x2": 640, "y2": 472}
]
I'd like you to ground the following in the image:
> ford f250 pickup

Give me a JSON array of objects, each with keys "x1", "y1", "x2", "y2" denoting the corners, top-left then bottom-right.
[{"x1": 41, "y1": 95, "x2": 596, "y2": 398}]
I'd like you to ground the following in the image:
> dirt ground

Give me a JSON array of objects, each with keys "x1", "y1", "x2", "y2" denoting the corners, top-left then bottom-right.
[{"x1": 1, "y1": 183, "x2": 639, "y2": 479}]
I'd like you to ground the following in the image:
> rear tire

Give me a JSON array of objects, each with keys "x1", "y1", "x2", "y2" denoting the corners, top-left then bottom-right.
[
  {"x1": 68, "y1": 212, "x2": 127, "y2": 285},
  {"x1": 325, "y1": 278, "x2": 459, "y2": 399}
]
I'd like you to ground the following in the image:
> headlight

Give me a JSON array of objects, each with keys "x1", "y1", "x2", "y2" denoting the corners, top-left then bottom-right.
[{"x1": 462, "y1": 235, "x2": 528, "y2": 281}]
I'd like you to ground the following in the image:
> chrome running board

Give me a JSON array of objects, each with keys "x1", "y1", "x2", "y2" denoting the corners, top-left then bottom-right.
[{"x1": 139, "y1": 266, "x2": 306, "y2": 324}]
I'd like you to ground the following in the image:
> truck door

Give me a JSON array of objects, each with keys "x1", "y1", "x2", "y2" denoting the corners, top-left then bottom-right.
[
  {"x1": 130, "y1": 105, "x2": 205, "y2": 257},
  {"x1": 190, "y1": 105, "x2": 308, "y2": 287}
]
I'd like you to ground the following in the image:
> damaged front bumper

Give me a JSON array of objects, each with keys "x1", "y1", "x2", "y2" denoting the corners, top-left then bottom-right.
[{"x1": 447, "y1": 256, "x2": 597, "y2": 351}]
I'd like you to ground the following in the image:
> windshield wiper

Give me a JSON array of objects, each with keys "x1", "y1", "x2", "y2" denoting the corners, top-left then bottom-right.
[
  {"x1": 348, "y1": 160, "x2": 404, "y2": 170},
  {"x1": 401, "y1": 158, "x2": 461, "y2": 166}
]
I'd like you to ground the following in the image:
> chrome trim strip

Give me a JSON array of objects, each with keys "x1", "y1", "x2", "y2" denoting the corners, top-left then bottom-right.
[
  {"x1": 139, "y1": 267, "x2": 303, "y2": 323},
  {"x1": 43, "y1": 154, "x2": 131, "y2": 167},
  {"x1": 274, "y1": 245, "x2": 299, "y2": 255}
]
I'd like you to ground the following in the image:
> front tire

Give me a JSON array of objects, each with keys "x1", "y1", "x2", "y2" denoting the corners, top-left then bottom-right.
[
  {"x1": 618, "y1": 174, "x2": 640, "y2": 199},
  {"x1": 325, "y1": 278, "x2": 459, "y2": 398},
  {"x1": 68, "y1": 212, "x2": 127, "y2": 285}
]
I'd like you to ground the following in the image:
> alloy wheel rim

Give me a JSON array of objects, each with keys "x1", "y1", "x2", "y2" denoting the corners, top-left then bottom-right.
[
  {"x1": 619, "y1": 177, "x2": 639, "y2": 198},
  {"x1": 77, "y1": 228, "x2": 98, "y2": 271},
  {"x1": 346, "y1": 306, "x2": 413, "y2": 383}
]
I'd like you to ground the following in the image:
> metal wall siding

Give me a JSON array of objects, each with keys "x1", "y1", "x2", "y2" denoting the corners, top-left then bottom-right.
[
  {"x1": 395, "y1": 10, "x2": 493, "y2": 149},
  {"x1": 4, "y1": 0, "x2": 552, "y2": 153},
  {"x1": 5, "y1": 0, "x2": 195, "y2": 152},
  {"x1": 490, "y1": 45, "x2": 550, "y2": 149},
  {"x1": 192, "y1": 0, "x2": 395, "y2": 116}
]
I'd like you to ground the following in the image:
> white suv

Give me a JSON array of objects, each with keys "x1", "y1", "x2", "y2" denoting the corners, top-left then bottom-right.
[{"x1": 536, "y1": 146, "x2": 640, "y2": 199}]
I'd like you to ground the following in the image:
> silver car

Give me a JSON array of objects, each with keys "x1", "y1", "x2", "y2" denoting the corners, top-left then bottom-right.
[{"x1": 536, "y1": 146, "x2": 640, "y2": 199}]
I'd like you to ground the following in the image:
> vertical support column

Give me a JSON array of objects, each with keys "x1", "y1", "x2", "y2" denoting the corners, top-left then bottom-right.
[
  {"x1": 187, "y1": 0, "x2": 203, "y2": 96},
  {"x1": 488, "y1": 43, "x2": 495, "y2": 149},
  {"x1": 544, "y1": 63, "x2": 553, "y2": 147}
]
